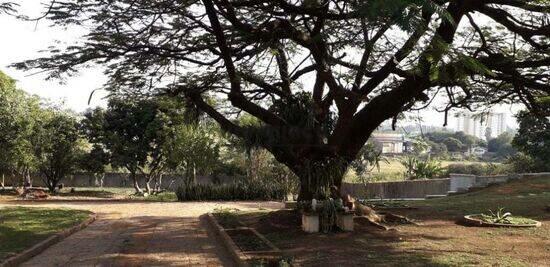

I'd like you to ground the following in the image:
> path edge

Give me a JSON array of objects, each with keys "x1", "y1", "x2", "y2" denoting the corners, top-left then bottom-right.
[
  {"x1": 0, "y1": 212, "x2": 97, "y2": 267},
  {"x1": 206, "y1": 213, "x2": 249, "y2": 267}
]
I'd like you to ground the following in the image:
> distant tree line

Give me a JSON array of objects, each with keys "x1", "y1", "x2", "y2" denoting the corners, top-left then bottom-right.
[{"x1": 0, "y1": 71, "x2": 298, "y2": 196}]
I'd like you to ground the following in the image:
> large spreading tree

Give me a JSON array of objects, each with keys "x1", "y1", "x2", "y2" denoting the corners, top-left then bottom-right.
[{"x1": 15, "y1": 0, "x2": 550, "y2": 199}]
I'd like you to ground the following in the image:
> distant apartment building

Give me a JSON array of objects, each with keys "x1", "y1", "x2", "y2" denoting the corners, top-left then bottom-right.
[
  {"x1": 455, "y1": 111, "x2": 507, "y2": 140},
  {"x1": 370, "y1": 133, "x2": 405, "y2": 154}
]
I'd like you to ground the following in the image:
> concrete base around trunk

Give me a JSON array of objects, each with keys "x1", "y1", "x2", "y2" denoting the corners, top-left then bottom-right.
[{"x1": 302, "y1": 214, "x2": 319, "y2": 233}]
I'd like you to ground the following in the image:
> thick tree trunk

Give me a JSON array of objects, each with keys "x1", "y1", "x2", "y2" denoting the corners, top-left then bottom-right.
[
  {"x1": 1, "y1": 174, "x2": 4, "y2": 189},
  {"x1": 294, "y1": 157, "x2": 351, "y2": 201}
]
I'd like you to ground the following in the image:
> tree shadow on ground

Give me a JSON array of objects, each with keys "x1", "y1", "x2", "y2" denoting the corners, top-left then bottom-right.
[
  {"x1": 0, "y1": 225, "x2": 49, "y2": 261},
  {"x1": 19, "y1": 214, "x2": 235, "y2": 266},
  {"x1": 234, "y1": 208, "x2": 549, "y2": 266}
]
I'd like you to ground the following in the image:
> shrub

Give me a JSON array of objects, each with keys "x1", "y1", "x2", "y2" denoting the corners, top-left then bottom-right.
[
  {"x1": 400, "y1": 156, "x2": 444, "y2": 180},
  {"x1": 505, "y1": 153, "x2": 548, "y2": 173},
  {"x1": 176, "y1": 181, "x2": 286, "y2": 201},
  {"x1": 445, "y1": 163, "x2": 510, "y2": 176}
]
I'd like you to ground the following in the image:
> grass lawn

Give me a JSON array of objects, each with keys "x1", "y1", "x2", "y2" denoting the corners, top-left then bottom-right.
[
  {"x1": 0, "y1": 207, "x2": 92, "y2": 261},
  {"x1": 345, "y1": 159, "x2": 499, "y2": 183},
  {"x1": 220, "y1": 175, "x2": 550, "y2": 266},
  {"x1": 378, "y1": 159, "x2": 495, "y2": 175}
]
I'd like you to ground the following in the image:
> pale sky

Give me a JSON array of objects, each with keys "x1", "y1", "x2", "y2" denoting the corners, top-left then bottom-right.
[
  {"x1": 0, "y1": 1, "x2": 519, "y2": 129},
  {"x1": 0, "y1": 1, "x2": 108, "y2": 112}
]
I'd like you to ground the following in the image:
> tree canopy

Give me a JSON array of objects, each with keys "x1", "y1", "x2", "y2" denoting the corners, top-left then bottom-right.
[
  {"x1": 512, "y1": 110, "x2": 550, "y2": 171},
  {"x1": 487, "y1": 131, "x2": 516, "y2": 158},
  {"x1": 14, "y1": 0, "x2": 550, "y2": 199},
  {"x1": 0, "y1": 71, "x2": 42, "y2": 184},
  {"x1": 425, "y1": 130, "x2": 482, "y2": 152},
  {"x1": 31, "y1": 109, "x2": 82, "y2": 192},
  {"x1": 81, "y1": 97, "x2": 188, "y2": 193}
]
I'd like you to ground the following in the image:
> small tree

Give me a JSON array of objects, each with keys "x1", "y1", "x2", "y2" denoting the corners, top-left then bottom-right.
[
  {"x1": 82, "y1": 98, "x2": 186, "y2": 194},
  {"x1": 166, "y1": 125, "x2": 220, "y2": 187},
  {"x1": 32, "y1": 111, "x2": 81, "y2": 192}
]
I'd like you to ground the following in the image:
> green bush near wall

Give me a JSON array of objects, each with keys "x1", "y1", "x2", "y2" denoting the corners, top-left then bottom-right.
[{"x1": 176, "y1": 182, "x2": 286, "y2": 201}]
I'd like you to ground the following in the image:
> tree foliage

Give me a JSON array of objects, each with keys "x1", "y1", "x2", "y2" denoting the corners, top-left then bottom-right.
[
  {"x1": 81, "y1": 97, "x2": 187, "y2": 193},
  {"x1": 14, "y1": 0, "x2": 550, "y2": 199},
  {"x1": 0, "y1": 1, "x2": 17, "y2": 15},
  {"x1": 79, "y1": 144, "x2": 109, "y2": 186},
  {"x1": 0, "y1": 71, "x2": 42, "y2": 185},
  {"x1": 425, "y1": 130, "x2": 482, "y2": 152},
  {"x1": 165, "y1": 124, "x2": 221, "y2": 186},
  {"x1": 487, "y1": 132, "x2": 516, "y2": 159},
  {"x1": 32, "y1": 110, "x2": 82, "y2": 192},
  {"x1": 512, "y1": 110, "x2": 550, "y2": 171}
]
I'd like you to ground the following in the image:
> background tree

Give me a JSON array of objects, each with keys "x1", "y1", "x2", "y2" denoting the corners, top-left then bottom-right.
[
  {"x1": 82, "y1": 98, "x2": 186, "y2": 194},
  {"x1": 487, "y1": 132, "x2": 516, "y2": 159},
  {"x1": 32, "y1": 110, "x2": 82, "y2": 192},
  {"x1": 351, "y1": 141, "x2": 387, "y2": 186},
  {"x1": 426, "y1": 140, "x2": 448, "y2": 158},
  {"x1": 443, "y1": 137, "x2": 463, "y2": 152},
  {"x1": 166, "y1": 124, "x2": 221, "y2": 187},
  {"x1": 0, "y1": 71, "x2": 40, "y2": 188},
  {"x1": 79, "y1": 144, "x2": 109, "y2": 187},
  {"x1": 16, "y1": 0, "x2": 550, "y2": 200},
  {"x1": 512, "y1": 110, "x2": 550, "y2": 172}
]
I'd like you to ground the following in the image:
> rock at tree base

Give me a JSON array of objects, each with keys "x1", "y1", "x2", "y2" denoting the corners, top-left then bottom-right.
[{"x1": 21, "y1": 188, "x2": 49, "y2": 200}]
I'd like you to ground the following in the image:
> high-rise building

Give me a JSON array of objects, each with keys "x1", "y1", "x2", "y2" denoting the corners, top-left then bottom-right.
[{"x1": 455, "y1": 111, "x2": 507, "y2": 140}]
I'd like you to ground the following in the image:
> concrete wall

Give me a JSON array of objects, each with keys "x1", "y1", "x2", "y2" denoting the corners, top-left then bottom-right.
[
  {"x1": 449, "y1": 174, "x2": 476, "y2": 192},
  {"x1": 450, "y1": 173, "x2": 550, "y2": 192},
  {"x1": 342, "y1": 173, "x2": 550, "y2": 199},
  {"x1": 341, "y1": 178, "x2": 451, "y2": 199}
]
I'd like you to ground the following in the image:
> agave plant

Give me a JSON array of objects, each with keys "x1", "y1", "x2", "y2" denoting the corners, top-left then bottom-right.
[{"x1": 481, "y1": 208, "x2": 512, "y2": 224}]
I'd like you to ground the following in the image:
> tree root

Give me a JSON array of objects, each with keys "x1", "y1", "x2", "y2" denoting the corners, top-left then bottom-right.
[
  {"x1": 347, "y1": 196, "x2": 417, "y2": 230},
  {"x1": 379, "y1": 212, "x2": 419, "y2": 226},
  {"x1": 337, "y1": 190, "x2": 417, "y2": 231}
]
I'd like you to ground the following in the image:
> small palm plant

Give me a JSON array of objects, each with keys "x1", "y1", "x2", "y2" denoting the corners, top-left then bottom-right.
[{"x1": 400, "y1": 156, "x2": 443, "y2": 179}]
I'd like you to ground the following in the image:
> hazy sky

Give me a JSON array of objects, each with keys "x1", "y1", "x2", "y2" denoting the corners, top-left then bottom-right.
[
  {"x1": 0, "y1": 1, "x2": 520, "y2": 129},
  {"x1": 0, "y1": 1, "x2": 109, "y2": 112}
]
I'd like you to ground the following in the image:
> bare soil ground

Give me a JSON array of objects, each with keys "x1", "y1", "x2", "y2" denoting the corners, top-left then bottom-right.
[{"x1": 231, "y1": 176, "x2": 550, "y2": 266}]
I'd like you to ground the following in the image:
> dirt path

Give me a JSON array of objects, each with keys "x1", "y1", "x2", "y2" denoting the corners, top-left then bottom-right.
[{"x1": 0, "y1": 200, "x2": 283, "y2": 266}]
